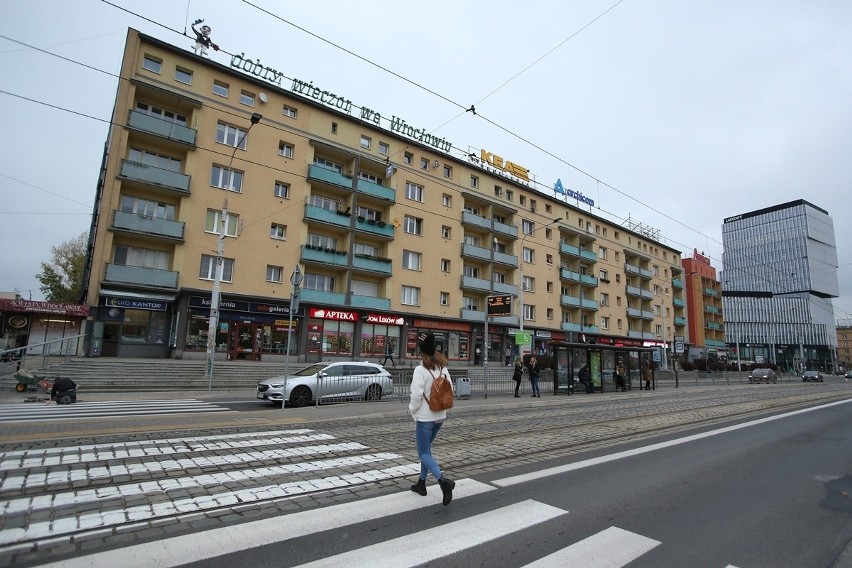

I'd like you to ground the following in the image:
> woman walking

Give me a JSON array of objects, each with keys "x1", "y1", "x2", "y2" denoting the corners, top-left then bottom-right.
[
  {"x1": 408, "y1": 332, "x2": 455, "y2": 505},
  {"x1": 527, "y1": 355, "x2": 541, "y2": 398},
  {"x1": 512, "y1": 358, "x2": 524, "y2": 397}
]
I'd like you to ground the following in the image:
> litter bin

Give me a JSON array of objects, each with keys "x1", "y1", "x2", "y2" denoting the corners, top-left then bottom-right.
[{"x1": 455, "y1": 377, "x2": 471, "y2": 399}]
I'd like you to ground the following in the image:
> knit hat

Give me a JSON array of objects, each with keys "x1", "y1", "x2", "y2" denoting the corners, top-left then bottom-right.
[{"x1": 418, "y1": 332, "x2": 436, "y2": 355}]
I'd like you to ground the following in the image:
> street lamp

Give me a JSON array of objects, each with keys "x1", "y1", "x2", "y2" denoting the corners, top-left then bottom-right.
[
  {"x1": 660, "y1": 291, "x2": 669, "y2": 371},
  {"x1": 518, "y1": 217, "x2": 561, "y2": 353},
  {"x1": 281, "y1": 264, "x2": 303, "y2": 412},
  {"x1": 206, "y1": 112, "x2": 262, "y2": 392}
]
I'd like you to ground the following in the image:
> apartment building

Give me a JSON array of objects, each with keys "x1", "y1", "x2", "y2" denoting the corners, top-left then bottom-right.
[
  {"x1": 681, "y1": 250, "x2": 725, "y2": 361},
  {"x1": 81, "y1": 29, "x2": 685, "y2": 365}
]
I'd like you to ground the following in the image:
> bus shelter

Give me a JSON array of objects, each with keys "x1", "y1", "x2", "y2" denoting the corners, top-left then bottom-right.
[{"x1": 550, "y1": 340, "x2": 656, "y2": 393}]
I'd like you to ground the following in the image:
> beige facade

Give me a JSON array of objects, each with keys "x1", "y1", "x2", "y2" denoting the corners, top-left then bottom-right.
[{"x1": 82, "y1": 29, "x2": 685, "y2": 363}]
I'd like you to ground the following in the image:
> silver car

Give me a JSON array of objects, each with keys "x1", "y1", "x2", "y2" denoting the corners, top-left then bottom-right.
[
  {"x1": 748, "y1": 368, "x2": 777, "y2": 384},
  {"x1": 256, "y1": 361, "x2": 393, "y2": 407}
]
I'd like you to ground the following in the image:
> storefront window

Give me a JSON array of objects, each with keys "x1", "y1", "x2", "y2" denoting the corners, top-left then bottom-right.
[
  {"x1": 359, "y1": 324, "x2": 401, "y2": 357},
  {"x1": 321, "y1": 321, "x2": 353, "y2": 355},
  {"x1": 122, "y1": 309, "x2": 150, "y2": 343}
]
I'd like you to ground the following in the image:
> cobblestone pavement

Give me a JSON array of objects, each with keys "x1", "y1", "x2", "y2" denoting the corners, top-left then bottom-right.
[{"x1": 0, "y1": 381, "x2": 849, "y2": 566}]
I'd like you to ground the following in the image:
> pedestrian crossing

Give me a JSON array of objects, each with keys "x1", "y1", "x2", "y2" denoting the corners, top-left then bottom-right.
[{"x1": 0, "y1": 399, "x2": 233, "y2": 422}]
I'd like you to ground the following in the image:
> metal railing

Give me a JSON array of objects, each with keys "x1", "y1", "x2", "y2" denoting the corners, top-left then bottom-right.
[{"x1": 0, "y1": 334, "x2": 84, "y2": 376}]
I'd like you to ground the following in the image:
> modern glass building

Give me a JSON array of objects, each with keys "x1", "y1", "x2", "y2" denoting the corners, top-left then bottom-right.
[{"x1": 721, "y1": 200, "x2": 839, "y2": 372}]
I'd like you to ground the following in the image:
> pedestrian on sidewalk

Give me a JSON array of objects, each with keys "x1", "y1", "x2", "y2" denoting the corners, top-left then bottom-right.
[
  {"x1": 382, "y1": 343, "x2": 395, "y2": 367},
  {"x1": 408, "y1": 332, "x2": 455, "y2": 505},
  {"x1": 512, "y1": 358, "x2": 524, "y2": 397},
  {"x1": 527, "y1": 356, "x2": 541, "y2": 397},
  {"x1": 578, "y1": 364, "x2": 593, "y2": 393},
  {"x1": 643, "y1": 360, "x2": 653, "y2": 390}
]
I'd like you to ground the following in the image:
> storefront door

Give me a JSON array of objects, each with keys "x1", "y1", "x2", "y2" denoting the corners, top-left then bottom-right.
[
  {"x1": 102, "y1": 322, "x2": 120, "y2": 357},
  {"x1": 228, "y1": 322, "x2": 262, "y2": 361}
]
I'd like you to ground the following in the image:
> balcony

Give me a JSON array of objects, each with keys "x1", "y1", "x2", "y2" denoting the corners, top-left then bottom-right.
[
  {"x1": 460, "y1": 308, "x2": 486, "y2": 321},
  {"x1": 304, "y1": 205, "x2": 351, "y2": 229},
  {"x1": 461, "y1": 243, "x2": 490, "y2": 261},
  {"x1": 356, "y1": 178, "x2": 395, "y2": 202},
  {"x1": 704, "y1": 288, "x2": 719, "y2": 297},
  {"x1": 460, "y1": 275, "x2": 490, "y2": 292},
  {"x1": 560, "y1": 268, "x2": 581, "y2": 283},
  {"x1": 127, "y1": 110, "x2": 197, "y2": 146},
  {"x1": 493, "y1": 220, "x2": 517, "y2": 239},
  {"x1": 641, "y1": 310, "x2": 656, "y2": 320},
  {"x1": 705, "y1": 305, "x2": 720, "y2": 314},
  {"x1": 492, "y1": 250, "x2": 518, "y2": 267},
  {"x1": 562, "y1": 322, "x2": 582, "y2": 332},
  {"x1": 493, "y1": 281, "x2": 518, "y2": 296},
  {"x1": 112, "y1": 210, "x2": 185, "y2": 240},
  {"x1": 581, "y1": 299, "x2": 599, "y2": 311},
  {"x1": 672, "y1": 278, "x2": 684, "y2": 289},
  {"x1": 307, "y1": 164, "x2": 352, "y2": 190},
  {"x1": 104, "y1": 263, "x2": 178, "y2": 289},
  {"x1": 707, "y1": 322, "x2": 721, "y2": 330},
  {"x1": 580, "y1": 249, "x2": 597, "y2": 263},
  {"x1": 349, "y1": 295, "x2": 391, "y2": 310},
  {"x1": 640, "y1": 288, "x2": 654, "y2": 300},
  {"x1": 626, "y1": 307, "x2": 642, "y2": 318},
  {"x1": 673, "y1": 297, "x2": 685, "y2": 308},
  {"x1": 561, "y1": 294, "x2": 581, "y2": 308},
  {"x1": 300, "y1": 288, "x2": 346, "y2": 306},
  {"x1": 582, "y1": 325, "x2": 600, "y2": 334},
  {"x1": 353, "y1": 255, "x2": 392, "y2": 275},
  {"x1": 624, "y1": 263, "x2": 641, "y2": 276},
  {"x1": 462, "y1": 211, "x2": 491, "y2": 231},
  {"x1": 560, "y1": 242, "x2": 580, "y2": 257},
  {"x1": 300, "y1": 245, "x2": 348, "y2": 267},
  {"x1": 119, "y1": 160, "x2": 191, "y2": 194},
  {"x1": 354, "y1": 216, "x2": 394, "y2": 239},
  {"x1": 579, "y1": 274, "x2": 598, "y2": 287},
  {"x1": 674, "y1": 316, "x2": 687, "y2": 326}
]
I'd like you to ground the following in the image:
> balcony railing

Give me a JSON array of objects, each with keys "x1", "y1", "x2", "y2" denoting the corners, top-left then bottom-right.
[
  {"x1": 673, "y1": 297, "x2": 685, "y2": 308},
  {"x1": 354, "y1": 217, "x2": 394, "y2": 238},
  {"x1": 461, "y1": 243, "x2": 490, "y2": 261},
  {"x1": 561, "y1": 295, "x2": 581, "y2": 307},
  {"x1": 562, "y1": 322, "x2": 582, "y2": 332},
  {"x1": 581, "y1": 325, "x2": 600, "y2": 334},
  {"x1": 460, "y1": 308, "x2": 486, "y2": 321},
  {"x1": 626, "y1": 307, "x2": 642, "y2": 318},
  {"x1": 580, "y1": 299, "x2": 599, "y2": 311},
  {"x1": 300, "y1": 288, "x2": 346, "y2": 305},
  {"x1": 112, "y1": 210, "x2": 185, "y2": 240},
  {"x1": 356, "y1": 177, "x2": 395, "y2": 202},
  {"x1": 561, "y1": 268, "x2": 581, "y2": 283},
  {"x1": 493, "y1": 220, "x2": 518, "y2": 239},
  {"x1": 307, "y1": 164, "x2": 352, "y2": 190},
  {"x1": 119, "y1": 160, "x2": 191, "y2": 194},
  {"x1": 580, "y1": 249, "x2": 597, "y2": 262},
  {"x1": 460, "y1": 275, "x2": 490, "y2": 292},
  {"x1": 579, "y1": 274, "x2": 598, "y2": 287},
  {"x1": 674, "y1": 316, "x2": 687, "y2": 326},
  {"x1": 104, "y1": 263, "x2": 178, "y2": 289},
  {"x1": 349, "y1": 295, "x2": 390, "y2": 310},
  {"x1": 560, "y1": 242, "x2": 580, "y2": 257},
  {"x1": 353, "y1": 255, "x2": 392, "y2": 275},
  {"x1": 672, "y1": 278, "x2": 684, "y2": 289},
  {"x1": 493, "y1": 281, "x2": 518, "y2": 296},
  {"x1": 461, "y1": 211, "x2": 491, "y2": 230},
  {"x1": 492, "y1": 250, "x2": 518, "y2": 267},
  {"x1": 304, "y1": 205, "x2": 351, "y2": 229},
  {"x1": 301, "y1": 246, "x2": 348, "y2": 267},
  {"x1": 127, "y1": 110, "x2": 197, "y2": 146}
]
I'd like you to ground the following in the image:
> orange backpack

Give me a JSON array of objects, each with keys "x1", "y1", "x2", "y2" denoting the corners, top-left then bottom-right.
[{"x1": 427, "y1": 368, "x2": 454, "y2": 411}]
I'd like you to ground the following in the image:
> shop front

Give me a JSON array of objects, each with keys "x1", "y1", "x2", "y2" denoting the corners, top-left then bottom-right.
[
  {"x1": 93, "y1": 295, "x2": 173, "y2": 357},
  {"x1": 409, "y1": 319, "x2": 471, "y2": 363},
  {"x1": 0, "y1": 299, "x2": 89, "y2": 358},
  {"x1": 304, "y1": 308, "x2": 403, "y2": 363},
  {"x1": 551, "y1": 335, "x2": 654, "y2": 393},
  {"x1": 183, "y1": 296, "x2": 297, "y2": 361}
]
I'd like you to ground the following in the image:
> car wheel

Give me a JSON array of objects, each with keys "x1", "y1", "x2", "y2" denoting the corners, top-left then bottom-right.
[
  {"x1": 365, "y1": 384, "x2": 383, "y2": 401},
  {"x1": 290, "y1": 386, "x2": 312, "y2": 407}
]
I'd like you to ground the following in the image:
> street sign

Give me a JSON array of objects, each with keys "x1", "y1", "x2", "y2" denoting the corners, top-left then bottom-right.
[
  {"x1": 515, "y1": 332, "x2": 532, "y2": 345},
  {"x1": 674, "y1": 340, "x2": 684, "y2": 354},
  {"x1": 487, "y1": 294, "x2": 513, "y2": 316}
]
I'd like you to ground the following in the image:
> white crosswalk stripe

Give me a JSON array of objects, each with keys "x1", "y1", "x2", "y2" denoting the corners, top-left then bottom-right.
[
  {"x1": 523, "y1": 526, "x2": 661, "y2": 567},
  {"x1": 0, "y1": 399, "x2": 233, "y2": 422}
]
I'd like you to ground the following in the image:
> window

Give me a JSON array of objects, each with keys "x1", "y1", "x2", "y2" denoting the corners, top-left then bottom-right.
[
  {"x1": 210, "y1": 165, "x2": 242, "y2": 192},
  {"x1": 545, "y1": 204, "x2": 552, "y2": 213},
  {"x1": 213, "y1": 80, "x2": 229, "y2": 97},
  {"x1": 174, "y1": 67, "x2": 192, "y2": 85},
  {"x1": 463, "y1": 266, "x2": 479, "y2": 278},
  {"x1": 617, "y1": 296, "x2": 622, "y2": 306},
  {"x1": 530, "y1": 199, "x2": 537, "y2": 212},
  {"x1": 314, "y1": 157, "x2": 342, "y2": 172},
  {"x1": 270, "y1": 223, "x2": 286, "y2": 240},
  {"x1": 358, "y1": 171, "x2": 383, "y2": 185},
  {"x1": 440, "y1": 259, "x2": 451, "y2": 272},
  {"x1": 120, "y1": 195, "x2": 175, "y2": 220},
  {"x1": 278, "y1": 141, "x2": 294, "y2": 158},
  {"x1": 273, "y1": 181, "x2": 290, "y2": 198},
  {"x1": 282, "y1": 105, "x2": 297, "y2": 118},
  {"x1": 506, "y1": 189, "x2": 514, "y2": 201},
  {"x1": 199, "y1": 255, "x2": 234, "y2": 282},
  {"x1": 309, "y1": 195, "x2": 340, "y2": 212},
  {"x1": 547, "y1": 308, "x2": 554, "y2": 320},
  {"x1": 523, "y1": 304, "x2": 535, "y2": 322},
  {"x1": 135, "y1": 101, "x2": 186, "y2": 126},
  {"x1": 615, "y1": 251, "x2": 620, "y2": 262},
  {"x1": 522, "y1": 276, "x2": 534, "y2": 292},
  {"x1": 267, "y1": 265, "x2": 283, "y2": 283},
  {"x1": 142, "y1": 55, "x2": 162, "y2": 73},
  {"x1": 360, "y1": 135, "x2": 371, "y2": 149},
  {"x1": 522, "y1": 219, "x2": 534, "y2": 236},
  {"x1": 304, "y1": 273, "x2": 335, "y2": 292},
  {"x1": 462, "y1": 296, "x2": 479, "y2": 311},
  {"x1": 599, "y1": 246, "x2": 608, "y2": 260},
  {"x1": 420, "y1": 157, "x2": 429, "y2": 170},
  {"x1": 401, "y1": 286, "x2": 420, "y2": 306},
  {"x1": 494, "y1": 185, "x2": 503, "y2": 198},
  {"x1": 616, "y1": 273, "x2": 621, "y2": 283},
  {"x1": 114, "y1": 245, "x2": 169, "y2": 270},
  {"x1": 205, "y1": 210, "x2": 239, "y2": 237},
  {"x1": 402, "y1": 250, "x2": 422, "y2": 271},
  {"x1": 601, "y1": 293, "x2": 609, "y2": 307},
  {"x1": 239, "y1": 91, "x2": 255, "y2": 106},
  {"x1": 546, "y1": 254, "x2": 553, "y2": 265},
  {"x1": 470, "y1": 175, "x2": 479, "y2": 188},
  {"x1": 546, "y1": 281, "x2": 553, "y2": 293},
  {"x1": 523, "y1": 247, "x2": 534, "y2": 263},
  {"x1": 544, "y1": 228, "x2": 552, "y2": 239},
  {"x1": 404, "y1": 215, "x2": 423, "y2": 235},
  {"x1": 405, "y1": 182, "x2": 424, "y2": 202},
  {"x1": 440, "y1": 292, "x2": 449, "y2": 306},
  {"x1": 441, "y1": 226, "x2": 451, "y2": 239},
  {"x1": 599, "y1": 269, "x2": 609, "y2": 282},
  {"x1": 378, "y1": 142, "x2": 389, "y2": 155},
  {"x1": 307, "y1": 233, "x2": 338, "y2": 250},
  {"x1": 404, "y1": 152, "x2": 413, "y2": 164},
  {"x1": 601, "y1": 316, "x2": 610, "y2": 330},
  {"x1": 216, "y1": 122, "x2": 248, "y2": 149},
  {"x1": 442, "y1": 194, "x2": 452, "y2": 207},
  {"x1": 493, "y1": 271, "x2": 506, "y2": 284},
  {"x1": 443, "y1": 165, "x2": 452, "y2": 178},
  {"x1": 356, "y1": 205, "x2": 381, "y2": 221},
  {"x1": 331, "y1": 122, "x2": 338, "y2": 134},
  {"x1": 520, "y1": 195, "x2": 527, "y2": 206}
]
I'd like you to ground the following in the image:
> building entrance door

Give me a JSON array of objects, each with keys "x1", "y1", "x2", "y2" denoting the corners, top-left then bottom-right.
[
  {"x1": 228, "y1": 322, "x2": 262, "y2": 361},
  {"x1": 101, "y1": 322, "x2": 120, "y2": 357}
]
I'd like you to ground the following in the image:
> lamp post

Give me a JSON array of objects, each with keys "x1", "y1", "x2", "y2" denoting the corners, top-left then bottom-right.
[
  {"x1": 281, "y1": 264, "x2": 303, "y2": 412},
  {"x1": 206, "y1": 112, "x2": 262, "y2": 392},
  {"x1": 518, "y1": 217, "x2": 561, "y2": 354},
  {"x1": 660, "y1": 292, "x2": 669, "y2": 371}
]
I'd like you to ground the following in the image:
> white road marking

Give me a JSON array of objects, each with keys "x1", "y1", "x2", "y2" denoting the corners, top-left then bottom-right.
[
  {"x1": 45, "y1": 478, "x2": 497, "y2": 568},
  {"x1": 493, "y1": 398, "x2": 852, "y2": 487},
  {"x1": 293, "y1": 499, "x2": 567, "y2": 568},
  {"x1": 523, "y1": 526, "x2": 660, "y2": 567}
]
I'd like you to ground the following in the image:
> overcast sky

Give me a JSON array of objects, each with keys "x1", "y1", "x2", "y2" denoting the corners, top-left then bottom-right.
[{"x1": 2, "y1": 0, "x2": 850, "y2": 323}]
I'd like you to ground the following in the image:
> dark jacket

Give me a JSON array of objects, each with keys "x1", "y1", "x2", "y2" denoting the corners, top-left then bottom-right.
[
  {"x1": 51, "y1": 377, "x2": 77, "y2": 397},
  {"x1": 527, "y1": 359, "x2": 541, "y2": 378},
  {"x1": 577, "y1": 366, "x2": 591, "y2": 383},
  {"x1": 512, "y1": 362, "x2": 524, "y2": 381}
]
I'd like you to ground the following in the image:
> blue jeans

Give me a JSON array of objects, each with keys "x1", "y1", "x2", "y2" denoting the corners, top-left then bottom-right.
[
  {"x1": 530, "y1": 375, "x2": 540, "y2": 395},
  {"x1": 415, "y1": 420, "x2": 443, "y2": 481}
]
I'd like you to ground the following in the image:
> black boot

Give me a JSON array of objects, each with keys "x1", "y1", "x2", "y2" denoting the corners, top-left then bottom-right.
[
  {"x1": 410, "y1": 478, "x2": 427, "y2": 496},
  {"x1": 438, "y1": 476, "x2": 455, "y2": 506}
]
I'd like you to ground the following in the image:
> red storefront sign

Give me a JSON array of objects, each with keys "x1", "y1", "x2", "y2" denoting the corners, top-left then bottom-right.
[{"x1": 0, "y1": 299, "x2": 89, "y2": 317}]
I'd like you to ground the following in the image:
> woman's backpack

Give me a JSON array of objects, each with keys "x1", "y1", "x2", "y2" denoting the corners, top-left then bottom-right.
[{"x1": 427, "y1": 368, "x2": 454, "y2": 411}]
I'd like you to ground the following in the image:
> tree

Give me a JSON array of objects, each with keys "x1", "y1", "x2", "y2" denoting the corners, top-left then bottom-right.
[{"x1": 36, "y1": 231, "x2": 88, "y2": 303}]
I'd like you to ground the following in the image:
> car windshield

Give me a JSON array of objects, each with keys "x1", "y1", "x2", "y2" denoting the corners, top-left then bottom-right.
[
  {"x1": 752, "y1": 368, "x2": 771, "y2": 375},
  {"x1": 804, "y1": 371, "x2": 819, "y2": 376}
]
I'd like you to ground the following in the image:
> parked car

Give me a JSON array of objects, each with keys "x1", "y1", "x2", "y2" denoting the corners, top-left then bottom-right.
[
  {"x1": 802, "y1": 370, "x2": 823, "y2": 383},
  {"x1": 748, "y1": 368, "x2": 777, "y2": 384},
  {"x1": 256, "y1": 361, "x2": 393, "y2": 407},
  {"x1": 845, "y1": 371, "x2": 852, "y2": 379}
]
